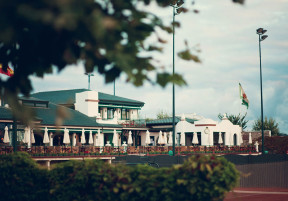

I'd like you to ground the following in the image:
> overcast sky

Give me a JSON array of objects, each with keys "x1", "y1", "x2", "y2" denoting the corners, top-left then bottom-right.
[{"x1": 30, "y1": 0, "x2": 288, "y2": 133}]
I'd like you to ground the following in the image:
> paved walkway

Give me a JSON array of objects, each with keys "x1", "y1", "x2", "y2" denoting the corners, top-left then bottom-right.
[{"x1": 225, "y1": 188, "x2": 288, "y2": 201}]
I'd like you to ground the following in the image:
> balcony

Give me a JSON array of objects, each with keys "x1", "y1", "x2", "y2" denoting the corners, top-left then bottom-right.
[{"x1": 119, "y1": 119, "x2": 146, "y2": 128}]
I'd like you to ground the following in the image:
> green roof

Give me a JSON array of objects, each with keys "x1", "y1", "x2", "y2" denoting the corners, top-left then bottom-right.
[
  {"x1": 31, "y1": 89, "x2": 144, "y2": 107},
  {"x1": 146, "y1": 117, "x2": 196, "y2": 125},
  {"x1": 0, "y1": 102, "x2": 122, "y2": 129}
]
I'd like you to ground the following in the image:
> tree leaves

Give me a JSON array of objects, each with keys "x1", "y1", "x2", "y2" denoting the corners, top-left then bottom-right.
[
  {"x1": 178, "y1": 49, "x2": 200, "y2": 62},
  {"x1": 157, "y1": 72, "x2": 186, "y2": 87},
  {"x1": 218, "y1": 113, "x2": 249, "y2": 130},
  {"x1": 252, "y1": 116, "x2": 279, "y2": 136},
  {"x1": 0, "y1": 0, "x2": 243, "y2": 123},
  {"x1": 177, "y1": 40, "x2": 201, "y2": 62}
]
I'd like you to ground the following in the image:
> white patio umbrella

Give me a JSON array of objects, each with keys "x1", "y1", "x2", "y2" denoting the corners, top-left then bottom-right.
[
  {"x1": 31, "y1": 129, "x2": 35, "y2": 144},
  {"x1": 128, "y1": 131, "x2": 133, "y2": 145},
  {"x1": 43, "y1": 127, "x2": 50, "y2": 144},
  {"x1": 163, "y1": 132, "x2": 167, "y2": 145},
  {"x1": 218, "y1": 132, "x2": 223, "y2": 144},
  {"x1": 88, "y1": 130, "x2": 93, "y2": 145},
  {"x1": 23, "y1": 127, "x2": 29, "y2": 143},
  {"x1": 168, "y1": 131, "x2": 172, "y2": 145},
  {"x1": 63, "y1": 128, "x2": 70, "y2": 144},
  {"x1": 248, "y1": 132, "x2": 252, "y2": 144},
  {"x1": 112, "y1": 129, "x2": 118, "y2": 147},
  {"x1": 180, "y1": 131, "x2": 185, "y2": 145},
  {"x1": 81, "y1": 128, "x2": 86, "y2": 144},
  {"x1": 3, "y1": 126, "x2": 10, "y2": 143},
  {"x1": 158, "y1": 131, "x2": 163, "y2": 145},
  {"x1": 192, "y1": 132, "x2": 199, "y2": 145},
  {"x1": 145, "y1": 130, "x2": 151, "y2": 145}
]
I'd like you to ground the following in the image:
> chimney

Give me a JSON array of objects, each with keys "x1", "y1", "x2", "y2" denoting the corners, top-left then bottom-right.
[{"x1": 75, "y1": 91, "x2": 99, "y2": 117}]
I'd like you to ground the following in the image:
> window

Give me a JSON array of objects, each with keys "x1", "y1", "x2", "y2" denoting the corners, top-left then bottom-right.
[
  {"x1": 100, "y1": 109, "x2": 103, "y2": 119},
  {"x1": 22, "y1": 102, "x2": 34, "y2": 107},
  {"x1": 22, "y1": 101, "x2": 48, "y2": 108},
  {"x1": 35, "y1": 103, "x2": 48, "y2": 108},
  {"x1": 107, "y1": 108, "x2": 114, "y2": 119},
  {"x1": 121, "y1": 109, "x2": 130, "y2": 120}
]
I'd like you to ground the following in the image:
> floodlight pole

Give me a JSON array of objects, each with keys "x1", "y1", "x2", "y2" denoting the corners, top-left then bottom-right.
[
  {"x1": 172, "y1": 5, "x2": 176, "y2": 156},
  {"x1": 12, "y1": 117, "x2": 17, "y2": 152},
  {"x1": 85, "y1": 73, "x2": 94, "y2": 90},
  {"x1": 256, "y1": 28, "x2": 268, "y2": 154}
]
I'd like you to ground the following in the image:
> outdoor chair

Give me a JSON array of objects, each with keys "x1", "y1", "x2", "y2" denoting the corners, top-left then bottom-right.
[
  {"x1": 46, "y1": 146, "x2": 54, "y2": 154},
  {"x1": 17, "y1": 146, "x2": 27, "y2": 152},
  {"x1": 62, "y1": 146, "x2": 72, "y2": 153},
  {"x1": 54, "y1": 146, "x2": 61, "y2": 154},
  {"x1": 72, "y1": 146, "x2": 79, "y2": 154},
  {"x1": 127, "y1": 146, "x2": 138, "y2": 154},
  {"x1": 104, "y1": 146, "x2": 112, "y2": 153},
  {"x1": 145, "y1": 146, "x2": 152, "y2": 153},
  {"x1": 150, "y1": 146, "x2": 156, "y2": 153},
  {"x1": 180, "y1": 146, "x2": 187, "y2": 152},
  {"x1": 163, "y1": 146, "x2": 168, "y2": 152}
]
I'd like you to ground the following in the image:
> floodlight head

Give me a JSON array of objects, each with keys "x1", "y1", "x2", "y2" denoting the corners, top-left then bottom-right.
[
  {"x1": 262, "y1": 29, "x2": 267, "y2": 34},
  {"x1": 256, "y1": 28, "x2": 264, "y2": 35},
  {"x1": 261, "y1": 35, "x2": 268, "y2": 41}
]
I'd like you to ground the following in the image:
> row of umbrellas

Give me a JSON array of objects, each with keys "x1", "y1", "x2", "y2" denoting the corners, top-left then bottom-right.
[
  {"x1": 2, "y1": 126, "x2": 250, "y2": 146},
  {"x1": 145, "y1": 130, "x2": 198, "y2": 146}
]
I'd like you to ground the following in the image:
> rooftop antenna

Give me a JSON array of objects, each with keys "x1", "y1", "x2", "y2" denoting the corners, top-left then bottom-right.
[{"x1": 85, "y1": 73, "x2": 94, "y2": 90}]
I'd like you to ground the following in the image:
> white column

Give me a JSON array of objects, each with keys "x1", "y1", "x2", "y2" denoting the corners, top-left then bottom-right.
[
  {"x1": 102, "y1": 107, "x2": 107, "y2": 119},
  {"x1": 93, "y1": 134, "x2": 97, "y2": 146},
  {"x1": 49, "y1": 132, "x2": 53, "y2": 146},
  {"x1": 72, "y1": 133, "x2": 76, "y2": 146},
  {"x1": 46, "y1": 160, "x2": 51, "y2": 170}
]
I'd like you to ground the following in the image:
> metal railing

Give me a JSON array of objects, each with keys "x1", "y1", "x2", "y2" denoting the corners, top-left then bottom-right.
[{"x1": 0, "y1": 145, "x2": 257, "y2": 156}]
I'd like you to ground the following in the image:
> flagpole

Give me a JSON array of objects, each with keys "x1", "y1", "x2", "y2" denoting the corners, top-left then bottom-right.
[{"x1": 238, "y1": 81, "x2": 241, "y2": 115}]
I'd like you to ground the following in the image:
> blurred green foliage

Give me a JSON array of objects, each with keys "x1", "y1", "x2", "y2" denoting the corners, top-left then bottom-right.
[
  {"x1": 0, "y1": 153, "x2": 239, "y2": 201},
  {"x1": 0, "y1": 152, "x2": 50, "y2": 201}
]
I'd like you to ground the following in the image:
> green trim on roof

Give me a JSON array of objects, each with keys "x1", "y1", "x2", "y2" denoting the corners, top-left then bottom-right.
[
  {"x1": 146, "y1": 117, "x2": 196, "y2": 125},
  {"x1": 31, "y1": 88, "x2": 144, "y2": 107},
  {"x1": 99, "y1": 104, "x2": 141, "y2": 109}
]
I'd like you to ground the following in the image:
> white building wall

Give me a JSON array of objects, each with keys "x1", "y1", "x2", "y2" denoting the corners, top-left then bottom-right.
[
  {"x1": 102, "y1": 107, "x2": 107, "y2": 119},
  {"x1": 116, "y1": 108, "x2": 121, "y2": 120},
  {"x1": 75, "y1": 91, "x2": 99, "y2": 117},
  {"x1": 175, "y1": 114, "x2": 243, "y2": 146},
  {"x1": 129, "y1": 109, "x2": 138, "y2": 120}
]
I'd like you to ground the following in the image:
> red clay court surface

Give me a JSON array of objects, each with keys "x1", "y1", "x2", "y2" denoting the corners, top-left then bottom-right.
[{"x1": 224, "y1": 187, "x2": 288, "y2": 201}]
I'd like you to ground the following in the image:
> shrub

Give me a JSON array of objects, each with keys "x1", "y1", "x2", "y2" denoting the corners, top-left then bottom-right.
[
  {"x1": 50, "y1": 155, "x2": 239, "y2": 201},
  {"x1": 0, "y1": 152, "x2": 50, "y2": 201},
  {"x1": 0, "y1": 153, "x2": 239, "y2": 201},
  {"x1": 259, "y1": 136, "x2": 288, "y2": 154},
  {"x1": 49, "y1": 159, "x2": 132, "y2": 201}
]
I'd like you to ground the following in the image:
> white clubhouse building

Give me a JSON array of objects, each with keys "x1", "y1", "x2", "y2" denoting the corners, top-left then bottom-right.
[{"x1": 0, "y1": 88, "x2": 243, "y2": 147}]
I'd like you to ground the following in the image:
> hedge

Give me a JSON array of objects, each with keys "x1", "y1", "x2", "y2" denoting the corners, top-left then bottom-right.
[
  {"x1": 0, "y1": 152, "x2": 50, "y2": 201},
  {"x1": 0, "y1": 153, "x2": 239, "y2": 201}
]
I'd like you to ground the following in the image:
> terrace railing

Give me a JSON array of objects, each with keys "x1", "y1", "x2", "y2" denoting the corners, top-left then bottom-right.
[
  {"x1": 120, "y1": 119, "x2": 146, "y2": 128},
  {"x1": 0, "y1": 145, "x2": 257, "y2": 156}
]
